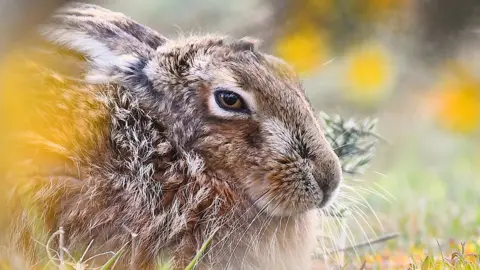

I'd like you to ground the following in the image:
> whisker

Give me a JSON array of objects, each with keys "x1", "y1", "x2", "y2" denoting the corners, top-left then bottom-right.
[
  {"x1": 347, "y1": 180, "x2": 393, "y2": 203},
  {"x1": 239, "y1": 198, "x2": 281, "y2": 269},
  {"x1": 329, "y1": 200, "x2": 372, "y2": 265},
  {"x1": 320, "y1": 209, "x2": 342, "y2": 266},
  {"x1": 316, "y1": 211, "x2": 333, "y2": 268},
  {"x1": 206, "y1": 189, "x2": 271, "y2": 259},
  {"x1": 340, "y1": 184, "x2": 384, "y2": 229},
  {"x1": 223, "y1": 194, "x2": 279, "y2": 269},
  {"x1": 371, "y1": 182, "x2": 396, "y2": 201}
]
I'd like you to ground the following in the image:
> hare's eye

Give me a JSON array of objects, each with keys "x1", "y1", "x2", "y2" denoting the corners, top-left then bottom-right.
[{"x1": 214, "y1": 90, "x2": 249, "y2": 113}]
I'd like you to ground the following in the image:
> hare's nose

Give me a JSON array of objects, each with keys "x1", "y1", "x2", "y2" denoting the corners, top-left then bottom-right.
[{"x1": 312, "y1": 152, "x2": 342, "y2": 208}]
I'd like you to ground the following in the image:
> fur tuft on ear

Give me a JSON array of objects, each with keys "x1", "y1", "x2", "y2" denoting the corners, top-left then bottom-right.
[
  {"x1": 39, "y1": 2, "x2": 168, "y2": 84},
  {"x1": 56, "y1": 2, "x2": 167, "y2": 49}
]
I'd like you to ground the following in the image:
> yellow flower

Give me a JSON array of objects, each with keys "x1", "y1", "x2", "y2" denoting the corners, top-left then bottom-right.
[
  {"x1": 0, "y1": 47, "x2": 107, "y2": 179},
  {"x1": 275, "y1": 22, "x2": 330, "y2": 75},
  {"x1": 461, "y1": 242, "x2": 477, "y2": 254},
  {"x1": 343, "y1": 42, "x2": 393, "y2": 105},
  {"x1": 431, "y1": 63, "x2": 480, "y2": 134}
]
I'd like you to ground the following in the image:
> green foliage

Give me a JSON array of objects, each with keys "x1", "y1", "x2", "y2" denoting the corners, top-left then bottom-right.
[{"x1": 320, "y1": 112, "x2": 381, "y2": 175}]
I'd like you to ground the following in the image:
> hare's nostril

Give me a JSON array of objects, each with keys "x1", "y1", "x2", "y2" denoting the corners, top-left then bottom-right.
[{"x1": 313, "y1": 157, "x2": 342, "y2": 207}]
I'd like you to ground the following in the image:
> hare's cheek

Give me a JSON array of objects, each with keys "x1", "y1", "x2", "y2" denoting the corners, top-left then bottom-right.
[
  {"x1": 243, "y1": 124, "x2": 263, "y2": 149},
  {"x1": 204, "y1": 120, "x2": 263, "y2": 156}
]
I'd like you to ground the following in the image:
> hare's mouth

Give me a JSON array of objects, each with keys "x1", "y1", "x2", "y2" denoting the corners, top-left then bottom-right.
[{"x1": 247, "y1": 178, "x2": 329, "y2": 217}]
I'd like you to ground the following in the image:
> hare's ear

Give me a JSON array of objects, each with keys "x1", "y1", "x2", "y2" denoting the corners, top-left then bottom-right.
[{"x1": 39, "y1": 2, "x2": 168, "y2": 84}]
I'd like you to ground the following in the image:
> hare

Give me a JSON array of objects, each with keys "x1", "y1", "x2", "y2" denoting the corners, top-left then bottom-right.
[{"x1": 3, "y1": 2, "x2": 343, "y2": 269}]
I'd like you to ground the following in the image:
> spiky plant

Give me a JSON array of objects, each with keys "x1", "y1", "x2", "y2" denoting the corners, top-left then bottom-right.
[{"x1": 320, "y1": 112, "x2": 381, "y2": 175}]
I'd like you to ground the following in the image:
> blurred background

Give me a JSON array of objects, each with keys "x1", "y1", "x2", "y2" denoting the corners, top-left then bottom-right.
[{"x1": 1, "y1": 0, "x2": 479, "y2": 268}]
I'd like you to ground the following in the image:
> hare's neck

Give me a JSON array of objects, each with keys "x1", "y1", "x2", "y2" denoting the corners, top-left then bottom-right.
[{"x1": 208, "y1": 209, "x2": 318, "y2": 270}]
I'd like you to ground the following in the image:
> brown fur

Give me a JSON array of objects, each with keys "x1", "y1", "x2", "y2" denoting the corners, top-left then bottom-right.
[{"x1": 1, "y1": 2, "x2": 343, "y2": 269}]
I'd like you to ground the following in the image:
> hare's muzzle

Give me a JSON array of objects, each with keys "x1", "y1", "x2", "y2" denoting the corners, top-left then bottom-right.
[{"x1": 311, "y1": 150, "x2": 343, "y2": 208}]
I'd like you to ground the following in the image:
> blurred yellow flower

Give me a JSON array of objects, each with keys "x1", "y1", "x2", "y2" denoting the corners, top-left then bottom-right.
[
  {"x1": 364, "y1": 253, "x2": 383, "y2": 264},
  {"x1": 0, "y1": 48, "x2": 105, "y2": 180},
  {"x1": 430, "y1": 63, "x2": 480, "y2": 134},
  {"x1": 362, "y1": 248, "x2": 426, "y2": 268},
  {"x1": 456, "y1": 241, "x2": 480, "y2": 263},
  {"x1": 343, "y1": 42, "x2": 393, "y2": 105},
  {"x1": 275, "y1": 22, "x2": 330, "y2": 74},
  {"x1": 460, "y1": 242, "x2": 477, "y2": 254},
  {"x1": 409, "y1": 246, "x2": 426, "y2": 261}
]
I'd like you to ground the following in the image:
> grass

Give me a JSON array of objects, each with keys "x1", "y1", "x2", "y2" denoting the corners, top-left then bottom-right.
[
  {"x1": 4, "y1": 226, "x2": 211, "y2": 270},
  {"x1": 325, "y1": 118, "x2": 480, "y2": 268},
  {"x1": 310, "y1": 113, "x2": 480, "y2": 269}
]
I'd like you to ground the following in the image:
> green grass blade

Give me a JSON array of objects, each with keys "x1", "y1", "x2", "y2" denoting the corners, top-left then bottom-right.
[
  {"x1": 421, "y1": 256, "x2": 434, "y2": 270},
  {"x1": 157, "y1": 260, "x2": 173, "y2": 270},
  {"x1": 100, "y1": 245, "x2": 126, "y2": 270},
  {"x1": 185, "y1": 232, "x2": 216, "y2": 270}
]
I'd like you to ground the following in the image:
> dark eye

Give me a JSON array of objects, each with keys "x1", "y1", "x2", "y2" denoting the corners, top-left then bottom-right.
[{"x1": 214, "y1": 90, "x2": 249, "y2": 113}]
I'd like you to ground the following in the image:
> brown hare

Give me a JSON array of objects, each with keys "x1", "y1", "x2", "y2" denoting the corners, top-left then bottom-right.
[{"x1": 3, "y1": 2, "x2": 343, "y2": 269}]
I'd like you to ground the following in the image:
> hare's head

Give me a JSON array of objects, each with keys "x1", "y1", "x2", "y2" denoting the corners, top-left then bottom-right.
[{"x1": 41, "y1": 3, "x2": 342, "y2": 217}]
